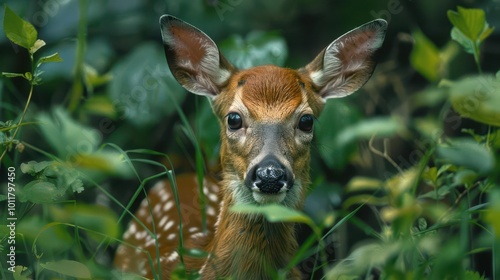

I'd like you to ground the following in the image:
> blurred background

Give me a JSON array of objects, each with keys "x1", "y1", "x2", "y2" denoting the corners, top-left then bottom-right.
[{"x1": 1, "y1": 0, "x2": 500, "y2": 279}]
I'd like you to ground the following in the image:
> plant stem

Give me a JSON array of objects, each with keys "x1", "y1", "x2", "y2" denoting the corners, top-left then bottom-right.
[
  {"x1": 68, "y1": 0, "x2": 88, "y2": 112},
  {"x1": 0, "y1": 83, "x2": 34, "y2": 165},
  {"x1": 473, "y1": 43, "x2": 482, "y2": 74}
]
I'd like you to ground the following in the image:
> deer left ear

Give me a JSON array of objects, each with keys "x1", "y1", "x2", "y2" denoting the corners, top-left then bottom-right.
[{"x1": 301, "y1": 19, "x2": 387, "y2": 100}]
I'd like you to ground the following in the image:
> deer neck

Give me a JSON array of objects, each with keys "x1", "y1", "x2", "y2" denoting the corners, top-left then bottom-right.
[{"x1": 201, "y1": 190, "x2": 299, "y2": 279}]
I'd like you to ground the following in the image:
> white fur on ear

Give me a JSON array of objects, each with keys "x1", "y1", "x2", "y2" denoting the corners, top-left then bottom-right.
[
  {"x1": 304, "y1": 19, "x2": 387, "y2": 99},
  {"x1": 160, "y1": 15, "x2": 235, "y2": 97}
]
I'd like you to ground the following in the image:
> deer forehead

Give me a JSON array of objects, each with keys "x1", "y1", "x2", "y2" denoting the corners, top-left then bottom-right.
[{"x1": 216, "y1": 65, "x2": 322, "y2": 121}]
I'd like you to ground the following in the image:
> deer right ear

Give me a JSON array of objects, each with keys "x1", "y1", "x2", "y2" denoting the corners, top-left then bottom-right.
[
  {"x1": 159, "y1": 15, "x2": 236, "y2": 98},
  {"x1": 301, "y1": 19, "x2": 387, "y2": 100}
]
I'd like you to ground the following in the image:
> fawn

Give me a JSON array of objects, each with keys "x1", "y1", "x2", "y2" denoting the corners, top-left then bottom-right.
[{"x1": 114, "y1": 15, "x2": 387, "y2": 279}]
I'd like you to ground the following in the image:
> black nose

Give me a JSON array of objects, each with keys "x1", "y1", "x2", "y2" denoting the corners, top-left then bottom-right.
[{"x1": 245, "y1": 157, "x2": 292, "y2": 194}]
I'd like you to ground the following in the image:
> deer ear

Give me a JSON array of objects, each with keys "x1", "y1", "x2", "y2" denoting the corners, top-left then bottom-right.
[
  {"x1": 302, "y1": 19, "x2": 387, "y2": 100},
  {"x1": 159, "y1": 15, "x2": 236, "y2": 98}
]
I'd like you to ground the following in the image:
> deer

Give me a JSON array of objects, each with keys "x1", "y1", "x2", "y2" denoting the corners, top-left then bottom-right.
[{"x1": 113, "y1": 14, "x2": 387, "y2": 279}]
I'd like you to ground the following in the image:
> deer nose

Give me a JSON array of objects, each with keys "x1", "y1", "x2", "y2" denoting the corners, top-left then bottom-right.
[{"x1": 246, "y1": 157, "x2": 292, "y2": 194}]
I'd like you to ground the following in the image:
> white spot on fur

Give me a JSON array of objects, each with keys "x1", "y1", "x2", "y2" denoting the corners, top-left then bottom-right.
[
  {"x1": 167, "y1": 233, "x2": 176, "y2": 240},
  {"x1": 158, "y1": 216, "x2": 168, "y2": 228},
  {"x1": 164, "y1": 220, "x2": 175, "y2": 232},
  {"x1": 166, "y1": 251, "x2": 179, "y2": 262},
  {"x1": 163, "y1": 201, "x2": 174, "y2": 212}
]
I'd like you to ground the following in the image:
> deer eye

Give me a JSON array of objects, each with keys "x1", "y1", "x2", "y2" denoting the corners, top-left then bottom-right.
[
  {"x1": 227, "y1": 112, "x2": 243, "y2": 131},
  {"x1": 298, "y1": 114, "x2": 314, "y2": 132}
]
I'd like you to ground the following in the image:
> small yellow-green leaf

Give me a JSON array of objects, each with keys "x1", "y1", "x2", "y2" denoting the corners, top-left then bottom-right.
[
  {"x1": 479, "y1": 26, "x2": 495, "y2": 42},
  {"x1": 410, "y1": 30, "x2": 441, "y2": 82},
  {"x1": 30, "y1": 39, "x2": 46, "y2": 54},
  {"x1": 82, "y1": 95, "x2": 117, "y2": 118},
  {"x1": 3, "y1": 6, "x2": 38, "y2": 50},
  {"x1": 345, "y1": 177, "x2": 384, "y2": 193},
  {"x1": 38, "y1": 53, "x2": 63, "y2": 65},
  {"x1": 40, "y1": 260, "x2": 91, "y2": 279}
]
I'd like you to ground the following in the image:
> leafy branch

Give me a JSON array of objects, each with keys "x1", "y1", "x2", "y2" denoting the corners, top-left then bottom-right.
[{"x1": 1, "y1": 6, "x2": 62, "y2": 163}]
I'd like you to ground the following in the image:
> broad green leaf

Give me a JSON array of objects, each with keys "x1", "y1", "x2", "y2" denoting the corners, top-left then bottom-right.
[
  {"x1": 38, "y1": 52, "x2": 63, "y2": 65},
  {"x1": 108, "y1": 43, "x2": 185, "y2": 126},
  {"x1": 410, "y1": 30, "x2": 441, "y2": 81},
  {"x1": 3, "y1": 6, "x2": 38, "y2": 50},
  {"x1": 40, "y1": 260, "x2": 91, "y2": 279},
  {"x1": 49, "y1": 204, "x2": 121, "y2": 240},
  {"x1": 231, "y1": 204, "x2": 314, "y2": 227},
  {"x1": 19, "y1": 180, "x2": 61, "y2": 203},
  {"x1": 448, "y1": 74, "x2": 500, "y2": 126},
  {"x1": 335, "y1": 117, "x2": 403, "y2": 148},
  {"x1": 436, "y1": 138, "x2": 494, "y2": 174},
  {"x1": 219, "y1": 31, "x2": 288, "y2": 69},
  {"x1": 38, "y1": 107, "x2": 100, "y2": 157},
  {"x1": 447, "y1": 7, "x2": 487, "y2": 41},
  {"x1": 12, "y1": 266, "x2": 31, "y2": 280}
]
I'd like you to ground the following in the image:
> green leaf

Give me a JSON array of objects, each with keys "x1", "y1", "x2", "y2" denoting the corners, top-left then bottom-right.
[
  {"x1": 20, "y1": 160, "x2": 51, "y2": 175},
  {"x1": 30, "y1": 39, "x2": 46, "y2": 54},
  {"x1": 108, "y1": 43, "x2": 185, "y2": 126},
  {"x1": 231, "y1": 204, "x2": 314, "y2": 227},
  {"x1": 436, "y1": 138, "x2": 494, "y2": 174},
  {"x1": 12, "y1": 266, "x2": 31, "y2": 280},
  {"x1": 450, "y1": 27, "x2": 475, "y2": 54},
  {"x1": 40, "y1": 260, "x2": 91, "y2": 279},
  {"x1": 219, "y1": 31, "x2": 288, "y2": 68},
  {"x1": 1, "y1": 72, "x2": 27, "y2": 79},
  {"x1": 49, "y1": 204, "x2": 121, "y2": 240},
  {"x1": 315, "y1": 99, "x2": 362, "y2": 169},
  {"x1": 345, "y1": 177, "x2": 384, "y2": 193},
  {"x1": 447, "y1": 7, "x2": 487, "y2": 41},
  {"x1": 20, "y1": 180, "x2": 61, "y2": 203},
  {"x1": 38, "y1": 52, "x2": 63, "y2": 65},
  {"x1": 3, "y1": 6, "x2": 38, "y2": 50},
  {"x1": 335, "y1": 117, "x2": 403, "y2": 148},
  {"x1": 410, "y1": 30, "x2": 442, "y2": 81},
  {"x1": 449, "y1": 74, "x2": 500, "y2": 126},
  {"x1": 82, "y1": 95, "x2": 117, "y2": 118}
]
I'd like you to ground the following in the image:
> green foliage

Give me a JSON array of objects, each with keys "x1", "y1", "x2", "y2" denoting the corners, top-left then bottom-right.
[
  {"x1": 39, "y1": 260, "x2": 91, "y2": 279},
  {"x1": 448, "y1": 6, "x2": 494, "y2": 71},
  {"x1": 1, "y1": 1, "x2": 500, "y2": 280},
  {"x1": 3, "y1": 6, "x2": 38, "y2": 51},
  {"x1": 448, "y1": 74, "x2": 500, "y2": 126},
  {"x1": 219, "y1": 31, "x2": 288, "y2": 68}
]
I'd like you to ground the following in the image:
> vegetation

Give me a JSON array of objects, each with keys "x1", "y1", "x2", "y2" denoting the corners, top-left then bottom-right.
[{"x1": 1, "y1": 0, "x2": 499, "y2": 279}]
